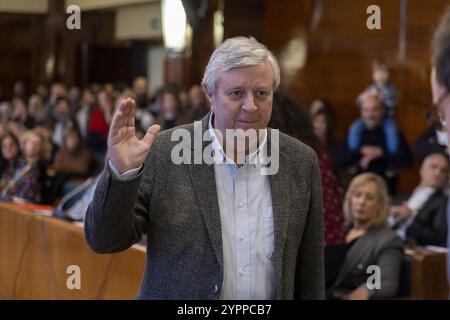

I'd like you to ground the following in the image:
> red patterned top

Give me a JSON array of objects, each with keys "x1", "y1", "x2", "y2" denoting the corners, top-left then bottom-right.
[{"x1": 317, "y1": 150, "x2": 345, "y2": 246}]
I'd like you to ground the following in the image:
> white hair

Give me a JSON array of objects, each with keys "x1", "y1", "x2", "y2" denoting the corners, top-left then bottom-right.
[{"x1": 201, "y1": 37, "x2": 280, "y2": 95}]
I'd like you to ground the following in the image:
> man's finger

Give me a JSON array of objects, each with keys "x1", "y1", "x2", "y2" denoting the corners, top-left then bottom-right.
[
  {"x1": 117, "y1": 98, "x2": 129, "y2": 130},
  {"x1": 109, "y1": 110, "x2": 123, "y2": 137},
  {"x1": 126, "y1": 98, "x2": 136, "y2": 127},
  {"x1": 142, "y1": 124, "x2": 161, "y2": 146},
  {"x1": 109, "y1": 99, "x2": 128, "y2": 137}
]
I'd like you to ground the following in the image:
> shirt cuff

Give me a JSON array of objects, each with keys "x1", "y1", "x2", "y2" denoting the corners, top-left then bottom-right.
[{"x1": 108, "y1": 160, "x2": 142, "y2": 181}]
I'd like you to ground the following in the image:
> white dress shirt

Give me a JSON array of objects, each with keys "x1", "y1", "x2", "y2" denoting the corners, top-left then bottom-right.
[{"x1": 207, "y1": 114, "x2": 275, "y2": 300}]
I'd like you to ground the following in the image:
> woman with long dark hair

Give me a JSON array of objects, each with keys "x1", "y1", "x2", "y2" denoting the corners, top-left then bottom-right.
[{"x1": 269, "y1": 92, "x2": 345, "y2": 246}]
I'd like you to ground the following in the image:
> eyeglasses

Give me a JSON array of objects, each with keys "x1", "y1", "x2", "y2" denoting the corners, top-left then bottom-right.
[{"x1": 432, "y1": 91, "x2": 450, "y2": 129}]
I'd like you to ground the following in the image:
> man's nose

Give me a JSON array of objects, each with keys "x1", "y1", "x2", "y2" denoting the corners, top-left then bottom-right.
[{"x1": 242, "y1": 93, "x2": 257, "y2": 112}]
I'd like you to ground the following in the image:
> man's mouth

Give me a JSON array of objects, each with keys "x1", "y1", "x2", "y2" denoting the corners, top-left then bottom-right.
[{"x1": 238, "y1": 119, "x2": 258, "y2": 123}]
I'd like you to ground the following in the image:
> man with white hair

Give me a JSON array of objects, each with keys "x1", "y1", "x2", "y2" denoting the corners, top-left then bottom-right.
[{"x1": 85, "y1": 37, "x2": 324, "y2": 299}]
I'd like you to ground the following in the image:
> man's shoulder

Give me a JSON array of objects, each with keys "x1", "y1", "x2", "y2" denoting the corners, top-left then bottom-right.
[{"x1": 427, "y1": 189, "x2": 448, "y2": 205}]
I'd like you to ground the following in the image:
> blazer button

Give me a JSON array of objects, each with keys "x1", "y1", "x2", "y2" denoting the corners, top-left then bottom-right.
[{"x1": 214, "y1": 284, "x2": 219, "y2": 294}]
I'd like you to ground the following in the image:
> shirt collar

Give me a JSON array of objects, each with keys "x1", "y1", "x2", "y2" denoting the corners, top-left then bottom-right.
[
  {"x1": 413, "y1": 186, "x2": 436, "y2": 195},
  {"x1": 207, "y1": 112, "x2": 268, "y2": 167}
]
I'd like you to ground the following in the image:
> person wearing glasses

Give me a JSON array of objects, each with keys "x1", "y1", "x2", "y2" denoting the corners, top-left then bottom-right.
[{"x1": 430, "y1": 7, "x2": 450, "y2": 285}]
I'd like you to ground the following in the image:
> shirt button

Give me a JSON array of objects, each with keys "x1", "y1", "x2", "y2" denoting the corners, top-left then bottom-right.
[
  {"x1": 238, "y1": 201, "x2": 243, "y2": 208},
  {"x1": 213, "y1": 284, "x2": 219, "y2": 294},
  {"x1": 239, "y1": 269, "x2": 245, "y2": 277},
  {"x1": 240, "y1": 234, "x2": 245, "y2": 241}
]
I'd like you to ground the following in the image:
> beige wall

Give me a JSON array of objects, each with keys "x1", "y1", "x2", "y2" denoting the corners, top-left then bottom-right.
[
  {"x1": 0, "y1": 0, "x2": 47, "y2": 13},
  {"x1": 0, "y1": 0, "x2": 158, "y2": 14},
  {"x1": 66, "y1": 0, "x2": 157, "y2": 11},
  {"x1": 115, "y1": 2, "x2": 162, "y2": 40}
]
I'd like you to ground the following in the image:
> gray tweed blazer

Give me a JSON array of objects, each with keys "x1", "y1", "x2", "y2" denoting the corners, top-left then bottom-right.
[{"x1": 84, "y1": 113, "x2": 325, "y2": 300}]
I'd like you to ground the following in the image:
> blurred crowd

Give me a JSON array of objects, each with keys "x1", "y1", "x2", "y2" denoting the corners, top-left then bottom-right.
[{"x1": 0, "y1": 77, "x2": 210, "y2": 207}]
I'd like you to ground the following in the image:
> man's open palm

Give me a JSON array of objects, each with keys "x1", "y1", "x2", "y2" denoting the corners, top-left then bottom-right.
[{"x1": 108, "y1": 98, "x2": 161, "y2": 173}]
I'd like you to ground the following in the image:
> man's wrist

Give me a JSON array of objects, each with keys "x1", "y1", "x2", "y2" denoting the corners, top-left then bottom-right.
[{"x1": 108, "y1": 160, "x2": 142, "y2": 181}]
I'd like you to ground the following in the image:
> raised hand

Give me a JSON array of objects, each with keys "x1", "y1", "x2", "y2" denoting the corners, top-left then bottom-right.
[{"x1": 108, "y1": 98, "x2": 161, "y2": 174}]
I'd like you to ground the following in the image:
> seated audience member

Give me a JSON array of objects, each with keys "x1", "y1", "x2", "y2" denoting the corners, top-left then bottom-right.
[
  {"x1": 51, "y1": 96, "x2": 75, "y2": 148},
  {"x1": 68, "y1": 86, "x2": 81, "y2": 112},
  {"x1": 2, "y1": 130, "x2": 51, "y2": 203},
  {"x1": 179, "y1": 88, "x2": 190, "y2": 111},
  {"x1": 34, "y1": 120, "x2": 58, "y2": 162},
  {"x1": 334, "y1": 94, "x2": 412, "y2": 194},
  {"x1": 0, "y1": 101, "x2": 12, "y2": 124},
  {"x1": 28, "y1": 94, "x2": 46, "y2": 124},
  {"x1": 12, "y1": 97, "x2": 35, "y2": 129},
  {"x1": 0, "y1": 132, "x2": 27, "y2": 199},
  {"x1": 269, "y1": 91, "x2": 345, "y2": 246},
  {"x1": 188, "y1": 84, "x2": 210, "y2": 121},
  {"x1": 21, "y1": 130, "x2": 52, "y2": 203},
  {"x1": 132, "y1": 76, "x2": 149, "y2": 109},
  {"x1": 76, "y1": 88, "x2": 97, "y2": 138},
  {"x1": 414, "y1": 107, "x2": 449, "y2": 160},
  {"x1": 53, "y1": 123, "x2": 92, "y2": 176},
  {"x1": 36, "y1": 83, "x2": 49, "y2": 104},
  {"x1": 44, "y1": 82, "x2": 67, "y2": 120},
  {"x1": 48, "y1": 123, "x2": 94, "y2": 203},
  {"x1": 389, "y1": 153, "x2": 448, "y2": 247},
  {"x1": 156, "y1": 87, "x2": 182, "y2": 130},
  {"x1": 87, "y1": 90, "x2": 114, "y2": 163},
  {"x1": 326, "y1": 173, "x2": 403, "y2": 300}
]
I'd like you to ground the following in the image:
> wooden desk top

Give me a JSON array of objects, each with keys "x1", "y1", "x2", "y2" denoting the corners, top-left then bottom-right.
[{"x1": 0, "y1": 202, "x2": 145, "y2": 299}]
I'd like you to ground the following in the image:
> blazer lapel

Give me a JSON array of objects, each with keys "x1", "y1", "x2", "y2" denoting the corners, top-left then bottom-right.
[
  {"x1": 333, "y1": 228, "x2": 377, "y2": 286},
  {"x1": 187, "y1": 114, "x2": 223, "y2": 271},
  {"x1": 268, "y1": 130, "x2": 290, "y2": 299}
]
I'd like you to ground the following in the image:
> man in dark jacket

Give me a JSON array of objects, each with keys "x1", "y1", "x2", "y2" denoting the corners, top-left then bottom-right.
[{"x1": 389, "y1": 153, "x2": 448, "y2": 247}]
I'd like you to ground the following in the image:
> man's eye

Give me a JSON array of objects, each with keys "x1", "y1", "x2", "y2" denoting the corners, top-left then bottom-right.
[
  {"x1": 256, "y1": 90, "x2": 270, "y2": 99},
  {"x1": 228, "y1": 91, "x2": 243, "y2": 99}
]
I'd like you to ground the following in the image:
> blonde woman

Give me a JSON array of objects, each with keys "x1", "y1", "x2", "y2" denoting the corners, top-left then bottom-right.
[
  {"x1": 14, "y1": 130, "x2": 52, "y2": 203},
  {"x1": 326, "y1": 173, "x2": 403, "y2": 300}
]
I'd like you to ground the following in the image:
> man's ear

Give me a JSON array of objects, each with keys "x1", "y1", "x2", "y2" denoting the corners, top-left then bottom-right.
[{"x1": 203, "y1": 85, "x2": 214, "y2": 112}]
